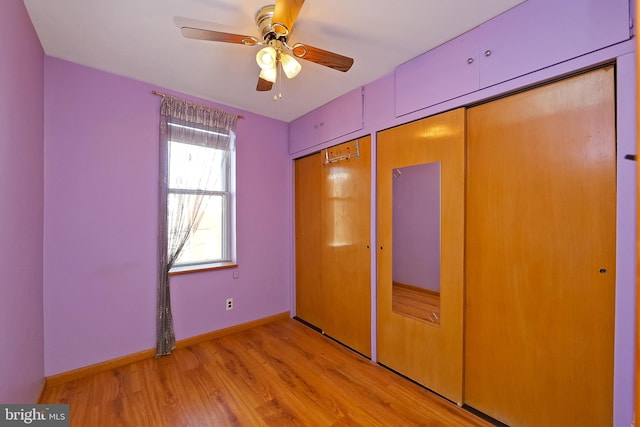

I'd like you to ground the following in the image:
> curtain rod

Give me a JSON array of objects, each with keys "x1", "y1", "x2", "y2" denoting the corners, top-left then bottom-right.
[{"x1": 152, "y1": 90, "x2": 245, "y2": 119}]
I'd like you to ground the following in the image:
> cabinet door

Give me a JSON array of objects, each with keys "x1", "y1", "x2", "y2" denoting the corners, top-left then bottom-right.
[
  {"x1": 465, "y1": 67, "x2": 616, "y2": 427},
  {"x1": 289, "y1": 112, "x2": 321, "y2": 154},
  {"x1": 478, "y1": 0, "x2": 630, "y2": 88},
  {"x1": 395, "y1": 31, "x2": 479, "y2": 117},
  {"x1": 289, "y1": 88, "x2": 363, "y2": 154},
  {"x1": 319, "y1": 88, "x2": 363, "y2": 143}
]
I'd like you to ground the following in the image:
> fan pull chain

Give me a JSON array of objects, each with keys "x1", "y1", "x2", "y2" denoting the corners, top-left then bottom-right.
[{"x1": 274, "y1": 60, "x2": 283, "y2": 101}]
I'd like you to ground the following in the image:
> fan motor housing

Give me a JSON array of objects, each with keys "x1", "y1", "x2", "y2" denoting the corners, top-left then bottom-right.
[{"x1": 256, "y1": 5, "x2": 288, "y2": 41}]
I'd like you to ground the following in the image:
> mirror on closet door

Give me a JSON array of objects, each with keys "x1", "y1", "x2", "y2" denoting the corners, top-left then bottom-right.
[{"x1": 391, "y1": 162, "x2": 441, "y2": 325}]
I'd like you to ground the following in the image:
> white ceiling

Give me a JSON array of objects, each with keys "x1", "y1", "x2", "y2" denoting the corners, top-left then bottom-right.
[{"x1": 23, "y1": 0, "x2": 525, "y2": 122}]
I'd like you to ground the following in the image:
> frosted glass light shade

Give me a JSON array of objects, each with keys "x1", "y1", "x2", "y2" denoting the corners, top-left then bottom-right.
[
  {"x1": 280, "y1": 53, "x2": 302, "y2": 79},
  {"x1": 256, "y1": 46, "x2": 277, "y2": 69},
  {"x1": 259, "y1": 66, "x2": 277, "y2": 83}
]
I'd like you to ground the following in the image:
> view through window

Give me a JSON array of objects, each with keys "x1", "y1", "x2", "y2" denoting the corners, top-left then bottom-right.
[{"x1": 168, "y1": 138, "x2": 232, "y2": 267}]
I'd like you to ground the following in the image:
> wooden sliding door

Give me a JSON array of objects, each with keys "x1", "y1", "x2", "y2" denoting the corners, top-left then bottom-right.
[
  {"x1": 295, "y1": 136, "x2": 371, "y2": 357},
  {"x1": 294, "y1": 153, "x2": 323, "y2": 328},
  {"x1": 464, "y1": 66, "x2": 616, "y2": 426},
  {"x1": 377, "y1": 109, "x2": 465, "y2": 403}
]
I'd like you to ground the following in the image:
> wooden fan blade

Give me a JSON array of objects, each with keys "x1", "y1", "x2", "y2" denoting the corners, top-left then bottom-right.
[
  {"x1": 257, "y1": 77, "x2": 273, "y2": 92},
  {"x1": 272, "y1": 0, "x2": 305, "y2": 35},
  {"x1": 292, "y1": 43, "x2": 354, "y2": 72},
  {"x1": 181, "y1": 27, "x2": 258, "y2": 45}
]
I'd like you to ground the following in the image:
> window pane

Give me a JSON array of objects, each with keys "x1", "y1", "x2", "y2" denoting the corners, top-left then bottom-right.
[
  {"x1": 169, "y1": 194, "x2": 227, "y2": 265},
  {"x1": 168, "y1": 141, "x2": 227, "y2": 192}
]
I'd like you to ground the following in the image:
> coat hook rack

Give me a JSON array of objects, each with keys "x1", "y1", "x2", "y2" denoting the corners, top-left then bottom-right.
[{"x1": 324, "y1": 140, "x2": 360, "y2": 165}]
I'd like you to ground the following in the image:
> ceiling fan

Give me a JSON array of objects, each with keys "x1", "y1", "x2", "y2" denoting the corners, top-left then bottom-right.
[{"x1": 180, "y1": 0, "x2": 354, "y2": 94}]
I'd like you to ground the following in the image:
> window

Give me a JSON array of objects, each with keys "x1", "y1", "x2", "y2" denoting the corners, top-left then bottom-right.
[
  {"x1": 156, "y1": 95, "x2": 238, "y2": 356},
  {"x1": 167, "y1": 125, "x2": 235, "y2": 269}
]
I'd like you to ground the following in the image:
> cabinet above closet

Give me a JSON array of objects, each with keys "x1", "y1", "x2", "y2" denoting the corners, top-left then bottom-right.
[
  {"x1": 289, "y1": 87, "x2": 364, "y2": 154},
  {"x1": 394, "y1": 0, "x2": 631, "y2": 117}
]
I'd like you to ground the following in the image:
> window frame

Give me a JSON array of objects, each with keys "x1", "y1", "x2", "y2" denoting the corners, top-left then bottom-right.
[{"x1": 167, "y1": 130, "x2": 236, "y2": 273}]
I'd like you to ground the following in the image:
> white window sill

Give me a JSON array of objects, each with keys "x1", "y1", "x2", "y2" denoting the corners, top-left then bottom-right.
[{"x1": 169, "y1": 261, "x2": 238, "y2": 276}]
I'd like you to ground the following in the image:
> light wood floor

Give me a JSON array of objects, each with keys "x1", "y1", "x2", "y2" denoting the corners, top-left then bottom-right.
[
  {"x1": 40, "y1": 318, "x2": 490, "y2": 426},
  {"x1": 392, "y1": 282, "x2": 441, "y2": 325}
]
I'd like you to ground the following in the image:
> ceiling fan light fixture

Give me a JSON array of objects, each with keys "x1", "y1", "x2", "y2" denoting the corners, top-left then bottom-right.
[
  {"x1": 256, "y1": 46, "x2": 277, "y2": 69},
  {"x1": 280, "y1": 53, "x2": 302, "y2": 79},
  {"x1": 180, "y1": 0, "x2": 355, "y2": 94},
  {"x1": 259, "y1": 66, "x2": 277, "y2": 83}
]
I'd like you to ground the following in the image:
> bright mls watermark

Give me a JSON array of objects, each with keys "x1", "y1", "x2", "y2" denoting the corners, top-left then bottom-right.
[{"x1": 0, "y1": 405, "x2": 69, "y2": 426}]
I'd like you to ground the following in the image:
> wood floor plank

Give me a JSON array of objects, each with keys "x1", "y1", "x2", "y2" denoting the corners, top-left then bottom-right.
[{"x1": 40, "y1": 318, "x2": 490, "y2": 426}]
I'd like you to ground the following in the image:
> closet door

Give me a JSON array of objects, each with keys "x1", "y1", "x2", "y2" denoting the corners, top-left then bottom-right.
[
  {"x1": 465, "y1": 66, "x2": 616, "y2": 426},
  {"x1": 377, "y1": 109, "x2": 465, "y2": 403},
  {"x1": 321, "y1": 137, "x2": 371, "y2": 356},
  {"x1": 295, "y1": 137, "x2": 371, "y2": 357}
]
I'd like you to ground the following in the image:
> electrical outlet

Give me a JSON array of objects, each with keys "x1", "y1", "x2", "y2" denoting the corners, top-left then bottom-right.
[
  {"x1": 232, "y1": 270, "x2": 239, "y2": 279},
  {"x1": 226, "y1": 298, "x2": 233, "y2": 311}
]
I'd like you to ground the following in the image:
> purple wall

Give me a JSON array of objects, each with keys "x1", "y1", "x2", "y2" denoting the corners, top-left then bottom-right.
[
  {"x1": 0, "y1": 1, "x2": 45, "y2": 403},
  {"x1": 392, "y1": 163, "x2": 441, "y2": 291},
  {"x1": 0, "y1": 0, "x2": 634, "y2": 424},
  {"x1": 614, "y1": 51, "x2": 637, "y2": 427},
  {"x1": 43, "y1": 58, "x2": 290, "y2": 376}
]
